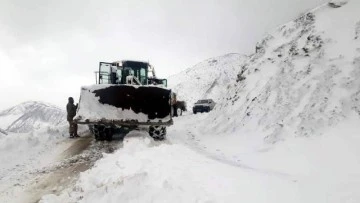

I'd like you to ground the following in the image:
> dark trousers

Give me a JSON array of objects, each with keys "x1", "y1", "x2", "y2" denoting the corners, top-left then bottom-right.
[{"x1": 68, "y1": 120, "x2": 78, "y2": 135}]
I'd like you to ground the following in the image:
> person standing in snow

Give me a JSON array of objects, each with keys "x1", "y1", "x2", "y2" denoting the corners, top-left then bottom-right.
[{"x1": 66, "y1": 97, "x2": 79, "y2": 138}]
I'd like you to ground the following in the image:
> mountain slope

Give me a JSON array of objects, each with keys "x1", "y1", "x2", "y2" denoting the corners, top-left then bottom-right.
[
  {"x1": 0, "y1": 128, "x2": 7, "y2": 136},
  {"x1": 0, "y1": 101, "x2": 66, "y2": 133},
  {"x1": 168, "y1": 53, "x2": 248, "y2": 108},
  {"x1": 170, "y1": 0, "x2": 360, "y2": 142},
  {"x1": 216, "y1": 0, "x2": 360, "y2": 141}
]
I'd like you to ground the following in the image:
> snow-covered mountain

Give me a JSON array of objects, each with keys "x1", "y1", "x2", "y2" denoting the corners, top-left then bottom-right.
[
  {"x1": 168, "y1": 53, "x2": 248, "y2": 108},
  {"x1": 0, "y1": 101, "x2": 66, "y2": 133},
  {"x1": 0, "y1": 128, "x2": 7, "y2": 136},
  {"x1": 169, "y1": 0, "x2": 360, "y2": 142}
]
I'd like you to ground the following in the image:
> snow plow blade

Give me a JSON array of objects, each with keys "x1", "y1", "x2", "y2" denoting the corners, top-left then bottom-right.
[{"x1": 74, "y1": 84, "x2": 173, "y2": 126}]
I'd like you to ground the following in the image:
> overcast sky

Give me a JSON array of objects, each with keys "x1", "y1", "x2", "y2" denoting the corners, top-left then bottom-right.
[{"x1": 0, "y1": 0, "x2": 327, "y2": 110}]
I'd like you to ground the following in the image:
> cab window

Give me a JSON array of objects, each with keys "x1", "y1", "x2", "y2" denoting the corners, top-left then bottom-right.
[
  {"x1": 99, "y1": 63, "x2": 111, "y2": 84},
  {"x1": 140, "y1": 68, "x2": 147, "y2": 85}
]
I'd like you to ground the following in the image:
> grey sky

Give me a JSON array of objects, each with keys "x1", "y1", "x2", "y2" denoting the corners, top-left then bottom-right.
[{"x1": 0, "y1": 0, "x2": 327, "y2": 109}]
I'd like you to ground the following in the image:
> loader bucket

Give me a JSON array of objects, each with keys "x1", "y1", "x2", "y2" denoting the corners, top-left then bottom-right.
[{"x1": 74, "y1": 84, "x2": 173, "y2": 126}]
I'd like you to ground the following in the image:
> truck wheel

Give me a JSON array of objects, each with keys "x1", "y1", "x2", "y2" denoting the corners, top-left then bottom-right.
[{"x1": 149, "y1": 126, "x2": 166, "y2": 140}]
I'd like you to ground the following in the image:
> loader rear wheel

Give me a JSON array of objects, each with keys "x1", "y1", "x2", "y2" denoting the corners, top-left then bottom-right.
[{"x1": 149, "y1": 126, "x2": 166, "y2": 140}]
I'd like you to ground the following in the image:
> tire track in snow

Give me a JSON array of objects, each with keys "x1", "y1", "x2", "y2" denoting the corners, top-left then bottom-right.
[
  {"x1": 168, "y1": 116, "x2": 293, "y2": 180},
  {"x1": 27, "y1": 132, "x2": 124, "y2": 203},
  {"x1": 173, "y1": 133, "x2": 291, "y2": 179}
]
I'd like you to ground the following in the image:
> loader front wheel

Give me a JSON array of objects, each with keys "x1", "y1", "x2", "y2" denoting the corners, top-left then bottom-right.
[
  {"x1": 93, "y1": 126, "x2": 104, "y2": 141},
  {"x1": 92, "y1": 125, "x2": 113, "y2": 141},
  {"x1": 104, "y1": 128, "x2": 114, "y2": 141},
  {"x1": 149, "y1": 126, "x2": 166, "y2": 141}
]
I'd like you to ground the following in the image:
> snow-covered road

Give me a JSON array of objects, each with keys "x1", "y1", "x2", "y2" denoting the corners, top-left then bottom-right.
[
  {"x1": 40, "y1": 131, "x2": 298, "y2": 203},
  {"x1": 0, "y1": 128, "x2": 125, "y2": 203},
  {"x1": 30, "y1": 111, "x2": 360, "y2": 203},
  {"x1": 0, "y1": 110, "x2": 359, "y2": 203}
]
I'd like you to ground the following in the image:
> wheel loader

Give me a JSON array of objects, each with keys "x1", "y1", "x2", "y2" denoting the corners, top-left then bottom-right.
[{"x1": 74, "y1": 60, "x2": 174, "y2": 141}]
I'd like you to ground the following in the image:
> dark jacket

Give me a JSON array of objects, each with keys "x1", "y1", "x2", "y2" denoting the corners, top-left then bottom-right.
[{"x1": 66, "y1": 103, "x2": 77, "y2": 121}]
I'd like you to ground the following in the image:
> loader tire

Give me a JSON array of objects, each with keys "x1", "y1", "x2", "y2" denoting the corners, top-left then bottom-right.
[
  {"x1": 105, "y1": 128, "x2": 114, "y2": 141},
  {"x1": 92, "y1": 125, "x2": 113, "y2": 141},
  {"x1": 149, "y1": 126, "x2": 166, "y2": 141},
  {"x1": 93, "y1": 125, "x2": 104, "y2": 141}
]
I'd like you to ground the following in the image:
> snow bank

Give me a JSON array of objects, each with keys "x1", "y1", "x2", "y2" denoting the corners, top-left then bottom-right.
[
  {"x1": 0, "y1": 125, "x2": 67, "y2": 175},
  {"x1": 168, "y1": 113, "x2": 360, "y2": 203},
  {"x1": 0, "y1": 124, "x2": 70, "y2": 202},
  {"x1": 41, "y1": 131, "x2": 298, "y2": 203}
]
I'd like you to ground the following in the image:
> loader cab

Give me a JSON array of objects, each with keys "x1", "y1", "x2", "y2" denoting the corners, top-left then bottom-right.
[
  {"x1": 97, "y1": 61, "x2": 149, "y2": 85},
  {"x1": 96, "y1": 60, "x2": 168, "y2": 87}
]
